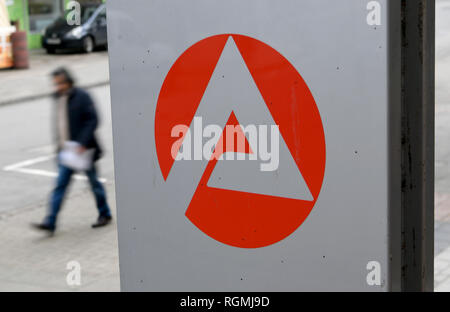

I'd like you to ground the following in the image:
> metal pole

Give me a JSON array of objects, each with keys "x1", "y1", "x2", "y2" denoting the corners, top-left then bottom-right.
[{"x1": 401, "y1": 0, "x2": 435, "y2": 292}]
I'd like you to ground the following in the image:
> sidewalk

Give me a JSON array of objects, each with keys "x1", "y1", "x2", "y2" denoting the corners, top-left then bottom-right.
[
  {"x1": 0, "y1": 182, "x2": 120, "y2": 292},
  {"x1": 434, "y1": 0, "x2": 450, "y2": 292},
  {"x1": 434, "y1": 194, "x2": 450, "y2": 291},
  {"x1": 0, "y1": 50, "x2": 109, "y2": 106}
]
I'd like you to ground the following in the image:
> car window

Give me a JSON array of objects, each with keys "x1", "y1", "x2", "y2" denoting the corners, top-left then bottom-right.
[
  {"x1": 94, "y1": 7, "x2": 107, "y2": 27},
  {"x1": 81, "y1": 6, "x2": 98, "y2": 23},
  {"x1": 96, "y1": 7, "x2": 106, "y2": 20}
]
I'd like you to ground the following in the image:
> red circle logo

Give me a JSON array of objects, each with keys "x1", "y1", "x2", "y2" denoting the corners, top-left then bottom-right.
[{"x1": 155, "y1": 34, "x2": 326, "y2": 248}]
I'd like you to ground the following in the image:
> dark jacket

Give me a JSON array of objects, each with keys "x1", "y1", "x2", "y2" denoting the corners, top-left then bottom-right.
[{"x1": 53, "y1": 87, "x2": 103, "y2": 161}]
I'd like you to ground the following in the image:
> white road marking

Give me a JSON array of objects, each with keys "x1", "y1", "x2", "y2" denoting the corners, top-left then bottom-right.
[
  {"x1": 3, "y1": 155, "x2": 56, "y2": 171},
  {"x1": 2, "y1": 154, "x2": 107, "y2": 183}
]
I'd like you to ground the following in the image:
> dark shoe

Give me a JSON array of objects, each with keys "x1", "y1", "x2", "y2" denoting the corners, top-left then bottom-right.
[
  {"x1": 92, "y1": 215, "x2": 112, "y2": 228},
  {"x1": 31, "y1": 223, "x2": 55, "y2": 235}
]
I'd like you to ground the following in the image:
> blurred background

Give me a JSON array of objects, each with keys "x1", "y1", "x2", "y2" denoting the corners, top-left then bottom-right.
[
  {"x1": 0, "y1": 0, "x2": 118, "y2": 291},
  {"x1": 0, "y1": 0, "x2": 449, "y2": 291}
]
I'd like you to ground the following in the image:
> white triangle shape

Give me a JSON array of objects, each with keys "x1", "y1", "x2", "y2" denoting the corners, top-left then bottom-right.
[{"x1": 202, "y1": 37, "x2": 314, "y2": 201}]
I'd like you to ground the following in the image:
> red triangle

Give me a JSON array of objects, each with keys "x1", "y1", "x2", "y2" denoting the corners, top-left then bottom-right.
[{"x1": 211, "y1": 111, "x2": 254, "y2": 160}]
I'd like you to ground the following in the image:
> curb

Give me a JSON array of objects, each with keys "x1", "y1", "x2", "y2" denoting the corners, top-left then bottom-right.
[{"x1": 0, "y1": 80, "x2": 110, "y2": 108}]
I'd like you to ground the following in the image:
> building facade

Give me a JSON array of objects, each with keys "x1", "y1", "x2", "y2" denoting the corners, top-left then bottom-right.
[{"x1": 6, "y1": 0, "x2": 103, "y2": 49}]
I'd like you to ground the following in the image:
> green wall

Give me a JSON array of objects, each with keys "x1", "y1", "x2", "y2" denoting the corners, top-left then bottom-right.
[
  {"x1": 6, "y1": 0, "x2": 27, "y2": 32},
  {"x1": 6, "y1": 0, "x2": 37, "y2": 48}
]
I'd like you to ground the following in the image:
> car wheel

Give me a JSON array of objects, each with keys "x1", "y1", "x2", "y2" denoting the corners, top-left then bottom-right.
[
  {"x1": 82, "y1": 36, "x2": 94, "y2": 53},
  {"x1": 46, "y1": 48, "x2": 56, "y2": 54}
]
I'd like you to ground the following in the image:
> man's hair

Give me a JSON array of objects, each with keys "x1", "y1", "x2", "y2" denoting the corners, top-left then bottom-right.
[{"x1": 51, "y1": 67, "x2": 75, "y2": 86}]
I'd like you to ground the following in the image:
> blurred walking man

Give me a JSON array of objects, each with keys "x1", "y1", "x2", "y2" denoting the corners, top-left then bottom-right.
[{"x1": 33, "y1": 68, "x2": 112, "y2": 234}]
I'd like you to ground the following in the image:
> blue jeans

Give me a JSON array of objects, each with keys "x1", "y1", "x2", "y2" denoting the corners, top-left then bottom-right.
[{"x1": 45, "y1": 164, "x2": 111, "y2": 229}]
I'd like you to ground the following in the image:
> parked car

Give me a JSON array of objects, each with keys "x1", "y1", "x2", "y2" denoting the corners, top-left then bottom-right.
[{"x1": 42, "y1": 3, "x2": 107, "y2": 54}]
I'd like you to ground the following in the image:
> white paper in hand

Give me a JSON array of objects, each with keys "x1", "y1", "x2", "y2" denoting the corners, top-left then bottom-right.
[{"x1": 59, "y1": 141, "x2": 95, "y2": 171}]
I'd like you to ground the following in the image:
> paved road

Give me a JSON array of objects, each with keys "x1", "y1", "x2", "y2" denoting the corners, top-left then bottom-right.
[
  {"x1": 0, "y1": 86, "x2": 115, "y2": 213},
  {"x1": 0, "y1": 85, "x2": 119, "y2": 291}
]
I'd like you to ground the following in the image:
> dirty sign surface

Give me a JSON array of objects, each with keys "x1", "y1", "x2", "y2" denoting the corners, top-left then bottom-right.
[{"x1": 108, "y1": 0, "x2": 398, "y2": 291}]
